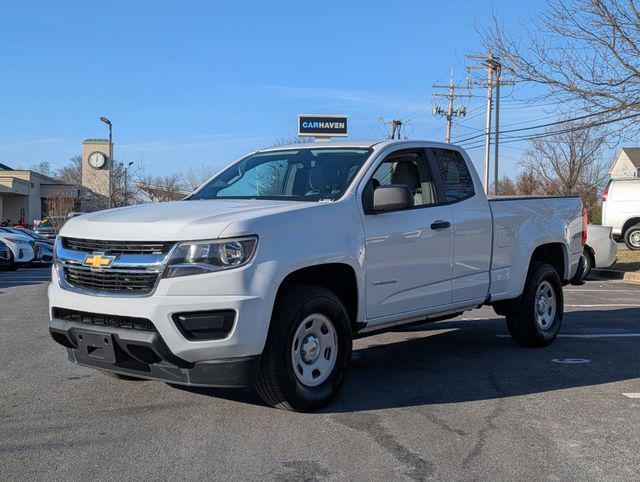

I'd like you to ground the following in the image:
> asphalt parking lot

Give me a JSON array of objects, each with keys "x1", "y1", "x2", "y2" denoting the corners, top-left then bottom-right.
[{"x1": 2, "y1": 268, "x2": 640, "y2": 480}]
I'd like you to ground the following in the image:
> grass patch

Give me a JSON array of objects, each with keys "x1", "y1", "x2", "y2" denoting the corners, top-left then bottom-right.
[{"x1": 615, "y1": 248, "x2": 640, "y2": 272}]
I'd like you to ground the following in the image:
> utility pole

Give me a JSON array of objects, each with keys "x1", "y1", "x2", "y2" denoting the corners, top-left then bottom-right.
[
  {"x1": 390, "y1": 119, "x2": 403, "y2": 139},
  {"x1": 494, "y1": 67, "x2": 501, "y2": 195},
  {"x1": 432, "y1": 72, "x2": 472, "y2": 143},
  {"x1": 379, "y1": 118, "x2": 407, "y2": 139},
  {"x1": 466, "y1": 53, "x2": 513, "y2": 194}
]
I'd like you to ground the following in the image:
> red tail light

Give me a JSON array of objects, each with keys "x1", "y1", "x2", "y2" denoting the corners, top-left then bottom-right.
[
  {"x1": 601, "y1": 185, "x2": 609, "y2": 202},
  {"x1": 581, "y1": 207, "x2": 588, "y2": 245}
]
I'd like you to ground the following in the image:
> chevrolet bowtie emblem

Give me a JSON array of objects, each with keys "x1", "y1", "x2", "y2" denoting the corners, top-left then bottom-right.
[{"x1": 84, "y1": 252, "x2": 116, "y2": 269}]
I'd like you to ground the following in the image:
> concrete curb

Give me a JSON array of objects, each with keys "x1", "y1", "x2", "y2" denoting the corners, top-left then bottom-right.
[{"x1": 591, "y1": 268, "x2": 640, "y2": 283}]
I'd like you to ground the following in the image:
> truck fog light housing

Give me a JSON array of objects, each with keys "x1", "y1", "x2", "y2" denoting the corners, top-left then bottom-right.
[{"x1": 163, "y1": 236, "x2": 257, "y2": 278}]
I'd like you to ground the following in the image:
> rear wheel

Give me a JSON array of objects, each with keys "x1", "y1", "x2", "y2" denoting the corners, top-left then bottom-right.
[
  {"x1": 624, "y1": 224, "x2": 640, "y2": 250},
  {"x1": 580, "y1": 247, "x2": 594, "y2": 280},
  {"x1": 256, "y1": 285, "x2": 352, "y2": 411},
  {"x1": 506, "y1": 262, "x2": 563, "y2": 347}
]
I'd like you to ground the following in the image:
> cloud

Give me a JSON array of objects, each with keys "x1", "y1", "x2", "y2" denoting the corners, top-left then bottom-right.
[
  {"x1": 259, "y1": 84, "x2": 375, "y2": 104},
  {"x1": 0, "y1": 137, "x2": 65, "y2": 147}
]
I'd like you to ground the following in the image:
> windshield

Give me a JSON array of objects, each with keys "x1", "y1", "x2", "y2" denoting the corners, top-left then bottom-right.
[
  {"x1": 190, "y1": 148, "x2": 372, "y2": 201},
  {"x1": 8, "y1": 228, "x2": 46, "y2": 241}
]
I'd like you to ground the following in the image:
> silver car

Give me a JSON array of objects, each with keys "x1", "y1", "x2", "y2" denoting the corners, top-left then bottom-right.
[{"x1": 580, "y1": 224, "x2": 618, "y2": 279}]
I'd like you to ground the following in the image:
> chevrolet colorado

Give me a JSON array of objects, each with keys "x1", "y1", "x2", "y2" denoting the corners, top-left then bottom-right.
[{"x1": 49, "y1": 140, "x2": 585, "y2": 411}]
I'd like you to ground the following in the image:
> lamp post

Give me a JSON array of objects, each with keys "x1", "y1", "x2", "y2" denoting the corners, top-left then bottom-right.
[
  {"x1": 99, "y1": 116, "x2": 113, "y2": 208},
  {"x1": 120, "y1": 161, "x2": 134, "y2": 205}
]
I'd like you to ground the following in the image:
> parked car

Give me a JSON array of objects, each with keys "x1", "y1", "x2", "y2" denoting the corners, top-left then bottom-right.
[
  {"x1": 0, "y1": 227, "x2": 54, "y2": 264},
  {"x1": 48, "y1": 140, "x2": 584, "y2": 411},
  {"x1": 2, "y1": 227, "x2": 55, "y2": 246},
  {"x1": 34, "y1": 217, "x2": 64, "y2": 240},
  {"x1": 578, "y1": 224, "x2": 618, "y2": 280},
  {"x1": 0, "y1": 232, "x2": 36, "y2": 270},
  {"x1": 0, "y1": 240, "x2": 11, "y2": 270},
  {"x1": 602, "y1": 178, "x2": 640, "y2": 250}
]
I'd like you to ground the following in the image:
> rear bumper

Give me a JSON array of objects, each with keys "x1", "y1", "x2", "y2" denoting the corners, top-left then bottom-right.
[{"x1": 49, "y1": 318, "x2": 260, "y2": 388}]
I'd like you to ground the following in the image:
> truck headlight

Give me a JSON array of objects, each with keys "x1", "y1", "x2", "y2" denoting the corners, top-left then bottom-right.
[{"x1": 163, "y1": 236, "x2": 258, "y2": 278}]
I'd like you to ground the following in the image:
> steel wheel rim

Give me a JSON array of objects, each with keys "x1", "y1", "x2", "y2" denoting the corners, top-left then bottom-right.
[
  {"x1": 291, "y1": 313, "x2": 338, "y2": 387},
  {"x1": 630, "y1": 230, "x2": 640, "y2": 248},
  {"x1": 534, "y1": 280, "x2": 557, "y2": 331}
]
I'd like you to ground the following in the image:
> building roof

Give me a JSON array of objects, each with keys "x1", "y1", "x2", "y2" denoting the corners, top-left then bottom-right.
[
  {"x1": 620, "y1": 148, "x2": 640, "y2": 168},
  {"x1": 82, "y1": 138, "x2": 109, "y2": 144},
  {"x1": 0, "y1": 162, "x2": 14, "y2": 171}
]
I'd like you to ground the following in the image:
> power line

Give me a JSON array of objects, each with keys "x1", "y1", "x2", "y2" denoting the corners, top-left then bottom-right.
[
  {"x1": 459, "y1": 110, "x2": 640, "y2": 149},
  {"x1": 453, "y1": 106, "x2": 628, "y2": 145}
]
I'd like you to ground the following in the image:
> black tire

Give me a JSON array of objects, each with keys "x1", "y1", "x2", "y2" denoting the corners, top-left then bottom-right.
[
  {"x1": 506, "y1": 262, "x2": 563, "y2": 347},
  {"x1": 104, "y1": 371, "x2": 147, "y2": 381},
  {"x1": 256, "y1": 285, "x2": 352, "y2": 411},
  {"x1": 580, "y1": 247, "x2": 594, "y2": 280},
  {"x1": 624, "y1": 223, "x2": 640, "y2": 250},
  {"x1": 6, "y1": 251, "x2": 19, "y2": 271}
]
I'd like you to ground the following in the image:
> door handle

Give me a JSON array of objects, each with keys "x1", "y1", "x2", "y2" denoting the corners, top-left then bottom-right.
[{"x1": 430, "y1": 220, "x2": 451, "y2": 231}]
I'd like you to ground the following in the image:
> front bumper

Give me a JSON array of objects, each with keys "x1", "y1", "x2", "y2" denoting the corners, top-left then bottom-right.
[
  {"x1": 49, "y1": 318, "x2": 260, "y2": 387},
  {"x1": 48, "y1": 270, "x2": 272, "y2": 363}
]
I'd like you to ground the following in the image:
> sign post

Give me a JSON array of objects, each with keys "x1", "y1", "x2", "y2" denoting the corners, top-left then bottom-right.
[{"x1": 298, "y1": 114, "x2": 348, "y2": 141}]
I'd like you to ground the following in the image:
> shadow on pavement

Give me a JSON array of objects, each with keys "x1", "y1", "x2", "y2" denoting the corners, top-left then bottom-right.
[
  {"x1": 170, "y1": 307, "x2": 640, "y2": 412},
  {"x1": 0, "y1": 267, "x2": 51, "y2": 291}
]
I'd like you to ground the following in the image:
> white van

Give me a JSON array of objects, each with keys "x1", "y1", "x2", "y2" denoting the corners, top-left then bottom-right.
[{"x1": 602, "y1": 178, "x2": 640, "y2": 249}]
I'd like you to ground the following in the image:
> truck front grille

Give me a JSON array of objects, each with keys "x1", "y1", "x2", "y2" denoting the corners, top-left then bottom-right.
[
  {"x1": 62, "y1": 237, "x2": 174, "y2": 255},
  {"x1": 63, "y1": 266, "x2": 159, "y2": 295},
  {"x1": 52, "y1": 307, "x2": 156, "y2": 331}
]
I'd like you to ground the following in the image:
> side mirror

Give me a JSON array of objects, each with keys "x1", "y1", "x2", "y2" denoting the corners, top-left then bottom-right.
[{"x1": 372, "y1": 185, "x2": 414, "y2": 213}]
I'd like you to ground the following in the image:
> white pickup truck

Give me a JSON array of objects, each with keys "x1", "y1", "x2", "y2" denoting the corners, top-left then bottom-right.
[{"x1": 49, "y1": 140, "x2": 585, "y2": 411}]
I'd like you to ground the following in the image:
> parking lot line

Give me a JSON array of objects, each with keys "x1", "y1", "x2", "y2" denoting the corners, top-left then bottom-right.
[
  {"x1": 623, "y1": 393, "x2": 640, "y2": 399},
  {"x1": 565, "y1": 304, "x2": 640, "y2": 307}
]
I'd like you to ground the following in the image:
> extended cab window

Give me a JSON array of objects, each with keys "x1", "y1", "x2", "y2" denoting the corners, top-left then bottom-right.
[
  {"x1": 370, "y1": 152, "x2": 438, "y2": 207},
  {"x1": 430, "y1": 148, "x2": 474, "y2": 203}
]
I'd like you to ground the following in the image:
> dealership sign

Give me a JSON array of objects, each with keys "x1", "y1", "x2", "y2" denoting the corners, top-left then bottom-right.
[{"x1": 298, "y1": 114, "x2": 348, "y2": 138}]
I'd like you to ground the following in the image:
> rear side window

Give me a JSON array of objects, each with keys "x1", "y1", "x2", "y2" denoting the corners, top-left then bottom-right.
[{"x1": 430, "y1": 148, "x2": 474, "y2": 203}]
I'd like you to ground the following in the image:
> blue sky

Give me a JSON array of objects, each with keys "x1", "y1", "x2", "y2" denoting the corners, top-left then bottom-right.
[{"x1": 0, "y1": 0, "x2": 552, "y2": 178}]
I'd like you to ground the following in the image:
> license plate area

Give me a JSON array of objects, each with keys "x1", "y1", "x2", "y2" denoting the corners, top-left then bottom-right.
[{"x1": 76, "y1": 331, "x2": 117, "y2": 363}]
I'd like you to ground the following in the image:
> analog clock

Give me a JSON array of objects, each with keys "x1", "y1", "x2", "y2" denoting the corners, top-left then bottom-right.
[{"x1": 88, "y1": 152, "x2": 107, "y2": 169}]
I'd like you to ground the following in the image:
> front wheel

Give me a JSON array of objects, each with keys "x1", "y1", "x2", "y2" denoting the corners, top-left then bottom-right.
[
  {"x1": 256, "y1": 285, "x2": 352, "y2": 411},
  {"x1": 5, "y1": 251, "x2": 18, "y2": 271},
  {"x1": 506, "y1": 262, "x2": 563, "y2": 347},
  {"x1": 624, "y1": 224, "x2": 640, "y2": 250}
]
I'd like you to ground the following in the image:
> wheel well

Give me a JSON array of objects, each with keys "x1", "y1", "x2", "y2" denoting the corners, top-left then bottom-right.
[
  {"x1": 530, "y1": 243, "x2": 565, "y2": 280},
  {"x1": 622, "y1": 218, "x2": 640, "y2": 236},
  {"x1": 275, "y1": 263, "x2": 358, "y2": 328}
]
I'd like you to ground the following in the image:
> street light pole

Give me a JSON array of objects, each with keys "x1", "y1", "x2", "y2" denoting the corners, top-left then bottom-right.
[
  {"x1": 120, "y1": 161, "x2": 134, "y2": 205},
  {"x1": 99, "y1": 116, "x2": 113, "y2": 208}
]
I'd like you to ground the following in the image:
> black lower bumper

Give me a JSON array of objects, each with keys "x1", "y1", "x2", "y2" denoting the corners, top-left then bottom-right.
[{"x1": 49, "y1": 318, "x2": 260, "y2": 388}]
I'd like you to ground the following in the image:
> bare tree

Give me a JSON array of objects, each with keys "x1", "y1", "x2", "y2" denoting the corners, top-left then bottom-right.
[
  {"x1": 514, "y1": 169, "x2": 543, "y2": 195},
  {"x1": 520, "y1": 120, "x2": 608, "y2": 217},
  {"x1": 272, "y1": 136, "x2": 314, "y2": 147},
  {"x1": 42, "y1": 189, "x2": 78, "y2": 232},
  {"x1": 137, "y1": 174, "x2": 189, "y2": 203},
  {"x1": 482, "y1": 0, "x2": 640, "y2": 131},
  {"x1": 184, "y1": 164, "x2": 219, "y2": 191},
  {"x1": 495, "y1": 176, "x2": 517, "y2": 195},
  {"x1": 56, "y1": 155, "x2": 83, "y2": 186},
  {"x1": 28, "y1": 161, "x2": 53, "y2": 177}
]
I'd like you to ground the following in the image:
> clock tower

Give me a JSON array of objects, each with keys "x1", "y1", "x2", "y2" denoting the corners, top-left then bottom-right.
[{"x1": 82, "y1": 138, "x2": 111, "y2": 199}]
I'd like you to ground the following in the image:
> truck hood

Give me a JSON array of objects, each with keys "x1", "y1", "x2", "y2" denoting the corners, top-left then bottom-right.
[{"x1": 59, "y1": 199, "x2": 312, "y2": 241}]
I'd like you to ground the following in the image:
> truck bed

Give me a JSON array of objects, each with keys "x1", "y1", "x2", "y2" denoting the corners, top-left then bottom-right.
[{"x1": 487, "y1": 195, "x2": 583, "y2": 301}]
